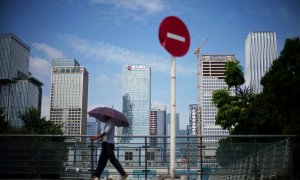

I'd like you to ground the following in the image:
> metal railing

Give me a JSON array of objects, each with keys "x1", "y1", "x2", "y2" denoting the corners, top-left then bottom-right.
[{"x1": 0, "y1": 135, "x2": 297, "y2": 180}]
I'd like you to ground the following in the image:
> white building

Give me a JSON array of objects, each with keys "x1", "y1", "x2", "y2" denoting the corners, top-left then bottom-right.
[
  {"x1": 245, "y1": 32, "x2": 278, "y2": 93},
  {"x1": 200, "y1": 54, "x2": 234, "y2": 167},
  {"x1": 49, "y1": 58, "x2": 89, "y2": 140}
]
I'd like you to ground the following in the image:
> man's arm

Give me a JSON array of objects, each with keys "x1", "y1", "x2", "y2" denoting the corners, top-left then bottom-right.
[{"x1": 90, "y1": 132, "x2": 107, "y2": 141}]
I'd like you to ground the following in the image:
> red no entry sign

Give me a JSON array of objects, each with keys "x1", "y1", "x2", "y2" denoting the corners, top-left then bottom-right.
[{"x1": 158, "y1": 16, "x2": 190, "y2": 57}]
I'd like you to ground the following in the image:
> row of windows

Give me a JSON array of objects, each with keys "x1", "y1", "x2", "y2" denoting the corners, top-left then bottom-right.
[
  {"x1": 52, "y1": 67, "x2": 83, "y2": 73},
  {"x1": 50, "y1": 108, "x2": 81, "y2": 111},
  {"x1": 124, "y1": 152, "x2": 155, "y2": 161}
]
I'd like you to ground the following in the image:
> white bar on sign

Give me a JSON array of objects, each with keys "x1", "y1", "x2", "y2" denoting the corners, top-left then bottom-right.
[{"x1": 167, "y1": 32, "x2": 185, "y2": 42}]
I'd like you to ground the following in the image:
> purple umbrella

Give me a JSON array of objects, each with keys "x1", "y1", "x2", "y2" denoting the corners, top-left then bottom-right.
[{"x1": 88, "y1": 107, "x2": 129, "y2": 127}]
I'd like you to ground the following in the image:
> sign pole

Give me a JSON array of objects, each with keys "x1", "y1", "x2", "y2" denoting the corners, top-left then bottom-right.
[
  {"x1": 158, "y1": 16, "x2": 190, "y2": 179},
  {"x1": 170, "y1": 56, "x2": 176, "y2": 179}
]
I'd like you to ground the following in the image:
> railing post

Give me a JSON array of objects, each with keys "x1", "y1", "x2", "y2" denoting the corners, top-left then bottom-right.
[
  {"x1": 91, "y1": 141, "x2": 94, "y2": 178},
  {"x1": 254, "y1": 138, "x2": 258, "y2": 180},
  {"x1": 145, "y1": 137, "x2": 148, "y2": 180},
  {"x1": 36, "y1": 136, "x2": 41, "y2": 179},
  {"x1": 200, "y1": 135, "x2": 203, "y2": 180}
]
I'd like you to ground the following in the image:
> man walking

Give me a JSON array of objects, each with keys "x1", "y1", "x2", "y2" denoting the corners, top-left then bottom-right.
[{"x1": 90, "y1": 115, "x2": 128, "y2": 180}]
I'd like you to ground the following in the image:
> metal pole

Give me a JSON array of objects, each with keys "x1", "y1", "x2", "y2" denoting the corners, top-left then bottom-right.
[
  {"x1": 145, "y1": 137, "x2": 148, "y2": 180},
  {"x1": 170, "y1": 56, "x2": 176, "y2": 179},
  {"x1": 90, "y1": 141, "x2": 94, "y2": 178},
  {"x1": 200, "y1": 136, "x2": 203, "y2": 180}
]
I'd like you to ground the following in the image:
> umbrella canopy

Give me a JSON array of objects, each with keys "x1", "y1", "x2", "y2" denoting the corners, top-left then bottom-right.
[{"x1": 88, "y1": 107, "x2": 129, "y2": 127}]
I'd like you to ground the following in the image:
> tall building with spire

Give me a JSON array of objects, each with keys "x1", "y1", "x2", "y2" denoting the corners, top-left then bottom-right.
[
  {"x1": 0, "y1": 33, "x2": 43, "y2": 127},
  {"x1": 245, "y1": 32, "x2": 278, "y2": 93},
  {"x1": 49, "y1": 58, "x2": 88, "y2": 140},
  {"x1": 122, "y1": 64, "x2": 151, "y2": 144}
]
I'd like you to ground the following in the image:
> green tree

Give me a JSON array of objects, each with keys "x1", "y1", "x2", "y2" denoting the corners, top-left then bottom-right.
[
  {"x1": 213, "y1": 37, "x2": 300, "y2": 177},
  {"x1": 224, "y1": 60, "x2": 245, "y2": 90},
  {"x1": 0, "y1": 108, "x2": 67, "y2": 179},
  {"x1": 0, "y1": 107, "x2": 12, "y2": 133},
  {"x1": 260, "y1": 37, "x2": 300, "y2": 135},
  {"x1": 18, "y1": 107, "x2": 63, "y2": 135},
  {"x1": 212, "y1": 60, "x2": 255, "y2": 134}
]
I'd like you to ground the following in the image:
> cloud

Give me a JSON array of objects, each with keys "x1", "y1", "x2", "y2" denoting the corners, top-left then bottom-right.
[
  {"x1": 29, "y1": 56, "x2": 51, "y2": 77},
  {"x1": 89, "y1": 0, "x2": 164, "y2": 14},
  {"x1": 97, "y1": 73, "x2": 121, "y2": 84},
  {"x1": 32, "y1": 42, "x2": 65, "y2": 59},
  {"x1": 63, "y1": 34, "x2": 193, "y2": 75}
]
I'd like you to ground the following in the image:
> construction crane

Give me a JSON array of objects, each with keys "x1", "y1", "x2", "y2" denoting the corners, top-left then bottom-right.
[{"x1": 193, "y1": 37, "x2": 208, "y2": 145}]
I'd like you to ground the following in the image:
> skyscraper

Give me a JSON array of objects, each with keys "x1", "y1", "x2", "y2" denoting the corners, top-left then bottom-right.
[
  {"x1": 201, "y1": 54, "x2": 234, "y2": 137},
  {"x1": 200, "y1": 54, "x2": 234, "y2": 167},
  {"x1": 122, "y1": 64, "x2": 151, "y2": 144},
  {"x1": 150, "y1": 105, "x2": 167, "y2": 147},
  {"x1": 245, "y1": 32, "x2": 278, "y2": 93},
  {"x1": 0, "y1": 33, "x2": 43, "y2": 127},
  {"x1": 49, "y1": 58, "x2": 89, "y2": 140}
]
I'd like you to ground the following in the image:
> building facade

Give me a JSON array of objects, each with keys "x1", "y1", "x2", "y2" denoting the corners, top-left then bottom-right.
[
  {"x1": 150, "y1": 105, "x2": 167, "y2": 147},
  {"x1": 122, "y1": 64, "x2": 151, "y2": 144},
  {"x1": 49, "y1": 58, "x2": 89, "y2": 140},
  {"x1": 0, "y1": 33, "x2": 43, "y2": 127},
  {"x1": 201, "y1": 54, "x2": 234, "y2": 138},
  {"x1": 187, "y1": 104, "x2": 200, "y2": 167},
  {"x1": 245, "y1": 32, "x2": 278, "y2": 93},
  {"x1": 200, "y1": 54, "x2": 234, "y2": 167}
]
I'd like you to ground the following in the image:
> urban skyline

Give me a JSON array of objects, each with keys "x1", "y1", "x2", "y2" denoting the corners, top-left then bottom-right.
[{"x1": 1, "y1": 0, "x2": 299, "y2": 129}]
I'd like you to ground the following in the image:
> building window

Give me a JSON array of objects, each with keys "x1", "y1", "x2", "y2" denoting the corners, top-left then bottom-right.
[
  {"x1": 146, "y1": 152, "x2": 155, "y2": 161},
  {"x1": 125, "y1": 152, "x2": 133, "y2": 161}
]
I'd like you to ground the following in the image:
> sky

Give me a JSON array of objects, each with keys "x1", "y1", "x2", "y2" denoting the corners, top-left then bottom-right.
[{"x1": 1, "y1": 0, "x2": 299, "y2": 129}]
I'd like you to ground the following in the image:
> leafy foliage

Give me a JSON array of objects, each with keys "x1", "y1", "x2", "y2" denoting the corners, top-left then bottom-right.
[
  {"x1": 18, "y1": 107, "x2": 63, "y2": 135},
  {"x1": 0, "y1": 107, "x2": 67, "y2": 179},
  {"x1": 224, "y1": 60, "x2": 245, "y2": 89},
  {"x1": 259, "y1": 37, "x2": 300, "y2": 135},
  {"x1": 212, "y1": 37, "x2": 300, "y2": 177},
  {"x1": 0, "y1": 107, "x2": 11, "y2": 133}
]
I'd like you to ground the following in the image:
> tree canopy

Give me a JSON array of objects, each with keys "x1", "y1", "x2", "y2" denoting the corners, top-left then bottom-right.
[
  {"x1": 224, "y1": 60, "x2": 245, "y2": 90},
  {"x1": 0, "y1": 107, "x2": 63, "y2": 135},
  {"x1": 212, "y1": 37, "x2": 300, "y2": 136}
]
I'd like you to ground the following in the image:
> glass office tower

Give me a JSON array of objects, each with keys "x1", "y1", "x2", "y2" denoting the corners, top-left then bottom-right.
[
  {"x1": 0, "y1": 33, "x2": 43, "y2": 127},
  {"x1": 122, "y1": 64, "x2": 151, "y2": 144},
  {"x1": 245, "y1": 32, "x2": 278, "y2": 93},
  {"x1": 0, "y1": 33, "x2": 29, "y2": 80},
  {"x1": 49, "y1": 58, "x2": 89, "y2": 140}
]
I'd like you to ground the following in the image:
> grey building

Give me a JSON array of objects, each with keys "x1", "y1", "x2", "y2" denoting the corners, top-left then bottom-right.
[
  {"x1": 49, "y1": 58, "x2": 89, "y2": 140},
  {"x1": 0, "y1": 33, "x2": 43, "y2": 127}
]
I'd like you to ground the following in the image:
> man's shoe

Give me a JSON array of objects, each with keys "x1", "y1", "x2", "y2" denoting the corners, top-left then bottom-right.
[
  {"x1": 122, "y1": 173, "x2": 128, "y2": 180},
  {"x1": 92, "y1": 176, "x2": 100, "y2": 180}
]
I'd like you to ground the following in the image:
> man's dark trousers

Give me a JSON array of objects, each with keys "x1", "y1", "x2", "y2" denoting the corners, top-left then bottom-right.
[{"x1": 93, "y1": 142, "x2": 126, "y2": 177}]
